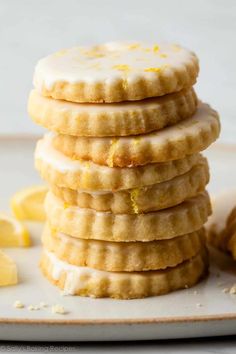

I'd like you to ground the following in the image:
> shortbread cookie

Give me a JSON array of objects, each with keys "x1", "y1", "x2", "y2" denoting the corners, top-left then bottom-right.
[
  {"x1": 210, "y1": 206, "x2": 236, "y2": 257},
  {"x1": 51, "y1": 160, "x2": 209, "y2": 214},
  {"x1": 33, "y1": 41, "x2": 199, "y2": 103},
  {"x1": 42, "y1": 225, "x2": 205, "y2": 271},
  {"x1": 52, "y1": 102, "x2": 220, "y2": 167},
  {"x1": 225, "y1": 207, "x2": 236, "y2": 258},
  {"x1": 206, "y1": 190, "x2": 236, "y2": 252},
  {"x1": 40, "y1": 248, "x2": 208, "y2": 299},
  {"x1": 28, "y1": 88, "x2": 197, "y2": 137},
  {"x1": 45, "y1": 191, "x2": 211, "y2": 242},
  {"x1": 35, "y1": 134, "x2": 202, "y2": 191}
]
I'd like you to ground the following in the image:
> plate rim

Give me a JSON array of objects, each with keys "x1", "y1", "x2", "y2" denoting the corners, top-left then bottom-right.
[
  {"x1": 1, "y1": 313, "x2": 236, "y2": 325},
  {"x1": 1, "y1": 135, "x2": 236, "y2": 326}
]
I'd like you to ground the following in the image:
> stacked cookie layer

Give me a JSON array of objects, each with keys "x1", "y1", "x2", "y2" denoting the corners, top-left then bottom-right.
[{"x1": 28, "y1": 41, "x2": 220, "y2": 299}]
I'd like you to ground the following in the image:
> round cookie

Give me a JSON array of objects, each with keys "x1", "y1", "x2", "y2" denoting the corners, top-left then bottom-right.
[
  {"x1": 45, "y1": 191, "x2": 211, "y2": 242},
  {"x1": 42, "y1": 225, "x2": 205, "y2": 271},
  {"x1": 35, "y1": 134, "x2": 202, "y2": 191},
  {"x1": 225, "y1": 207, "x2": 236, "y2": 258},
  {"x1": 33, "y1": 41, "x2": 199, "y2": 103},
  {"x1": 28, "y1": 87, "x2": 197, "y2": 137},
  {"x1": 52, "y1": 102, "x2": 220, "y2": 167},
  {"x1": 50, "y1": 160, "x2": 209, "y2": 214},
  {"x1": 40, "y1": 248, "x2": 208, "y2": 299},
  {"x1": 207, "y1": 189, "x2": 236, "y2": 253}
]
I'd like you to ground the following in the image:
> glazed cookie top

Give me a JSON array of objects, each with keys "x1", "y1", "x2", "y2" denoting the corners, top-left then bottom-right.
[{"x1": 33, "y1": 41, "x2": 199, "y2": 102}]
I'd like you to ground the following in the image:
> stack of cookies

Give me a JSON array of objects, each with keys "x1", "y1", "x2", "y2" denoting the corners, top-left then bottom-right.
[{"x1": 28, "y1": 41, "x2": 220, "y2": 299}]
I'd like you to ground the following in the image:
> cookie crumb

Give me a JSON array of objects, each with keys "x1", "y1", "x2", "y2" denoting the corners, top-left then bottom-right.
[
  {"x1": 193, "y1": 290, "x2": 198, "y2": 295},
  {"x1": 39, "y1": 301, "x2": 47, "y2": 308},
  {"x1": 222, "y1": 287, "x2": 230, "y2": 294},
  {"x1": 196, "y1": 303, "x2": 203, "y2": 308},
  {"x1": 13, "y1": 300, "x2": 24, "y2": 309},
  {"x1": 51, "y1": 304, "x2": 66, "y2": 315},
  {"x1": 28, "y1": 304, "x2": 39, "y2": 311}
]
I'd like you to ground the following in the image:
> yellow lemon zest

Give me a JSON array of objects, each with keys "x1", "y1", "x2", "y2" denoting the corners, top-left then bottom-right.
[
  {"x1": 51, "y1": 227, "x2": 57, "y2": 236},
  {"x1": 128, "y1": 43, "x2": 140, "y2": 50},
  {"x1": 160, "y1": 53, "x2": 167, "y2": 58},
  {"x1": 107, "y1": 139, "x2": 118, "y2": 168},
  {"x1": 153, "y1": 44, "x2": 160, "y2": 53},
  {"x1": 132, "y1": 137, "x2": 142, "y2": 146},
  {"x1": 144, "y1": 67, "x2": 161, "y2": 73},
  {"x1": 130, "y1": 189, "x2": 140, "y2": 214},
  {"x1": 122, "y1": 78, "x2": 128, "y2": 91},
  {"x1": 81, "y1": 161, "x2": 91, "y2": 188},
  {"x1": 112, "y1": 64, "x2": 130, "y2": 72},
  {"x1": 81, "y1": 48, "x2": 105, "y2": 58},
  {"x1": 84, "y1": 162, "x2": 90, "y2": 169}
]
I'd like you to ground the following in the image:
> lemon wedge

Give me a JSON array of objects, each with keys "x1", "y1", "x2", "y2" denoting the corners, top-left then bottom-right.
[
  {"x1": 11, "y1": 185, "x2": 47, "y2": 222},
  {"x1": 0, "y1": 250, "x2": 18, "y2": 286},
  {"x1": 0, "y1": 213, "x2": 30, "y2": 247}
]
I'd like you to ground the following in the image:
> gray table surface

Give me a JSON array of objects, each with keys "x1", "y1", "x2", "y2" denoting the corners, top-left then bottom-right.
[{"x1": 0, "y1": 337, "x2": 235, "y2": 353}]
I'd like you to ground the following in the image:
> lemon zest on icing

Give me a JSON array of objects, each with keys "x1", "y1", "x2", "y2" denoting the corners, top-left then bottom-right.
[
  {"x1": 84, "y1": 162, "x2": 90, "y2": 169},
  {"x1": 144, "y1": 67, "x2": 161, "y2": 73},
  {"x1": 81, "y1": 48, "x2": 105, "y2": 58},
  {"x1": 153, "y1": 45, "x2": 160, "y2": 53},
  {"x1": 88, "y1": 53, "x2": 105, "y2": 58},
  {"x1": 128, "y1": 43, "x2": 140, "y2": 50},
  {"x1": 81, "y1": 161, "x2": 91, "y2": 187},
  {"x1": 51, "y1": 227, "x2": 57, "y2": 235},
  {"x1": 160, "y1": 53, "x2": 167, "y2": 58},
  {"x1": 122, "y1": 79, "x2": 128, "y2": 91},
  {"x1": 112, "y1": 64, "x2": 130, "y2": 72},
  {"x1": 107, "y1": 139, "x2": 118, "y2": 168},
  {"x1": 130, "y1": 189, "x2": 140, "y2": 214},
  {"x1": 132, "y1": 137, "x2": 142, "y2": 146}
]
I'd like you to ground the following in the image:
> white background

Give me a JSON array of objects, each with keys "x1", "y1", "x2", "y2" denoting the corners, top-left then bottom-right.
[{"x1": 0, "y1": 0, "x2": 235, "y2": 142}]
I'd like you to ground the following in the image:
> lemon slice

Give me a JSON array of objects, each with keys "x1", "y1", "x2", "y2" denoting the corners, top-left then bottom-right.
[
  {"x1": 0, "y1": 213, "x2": 30, "y2": 247},
  {"x1": 11, "y1": 185, "x2": 47, "y2": 222},
  {"x1": 0, "y1": 250, "x2": 18, "y2": 286}
]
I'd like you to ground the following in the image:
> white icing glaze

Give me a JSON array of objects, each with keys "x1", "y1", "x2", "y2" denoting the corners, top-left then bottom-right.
[
  {"x1": 46, "y1": 192, "x2": 112, "y2": 215},
  {"x1": 35, "y1": 102, "x2": 216, "y2": 190},
  {"x1": 35, "y1": 133, "x2": 106, "y2": 174},
  {"x1": 33, "y1": 41, "x2": 196, "y2": 90},
  {"x1": 35, "y1": 135, "x2": 129, "y2": 193},
  {"x1": 46, "y1": 250, "x2": 129, "y2": 295},
  {"x1": 51, "y1": 102, "x2": 217, "y2": 147}
]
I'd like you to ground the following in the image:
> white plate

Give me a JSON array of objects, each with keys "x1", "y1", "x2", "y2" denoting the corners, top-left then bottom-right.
[{"x1": 0, "y1": 137, "x2": 236, "y2": 342}]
